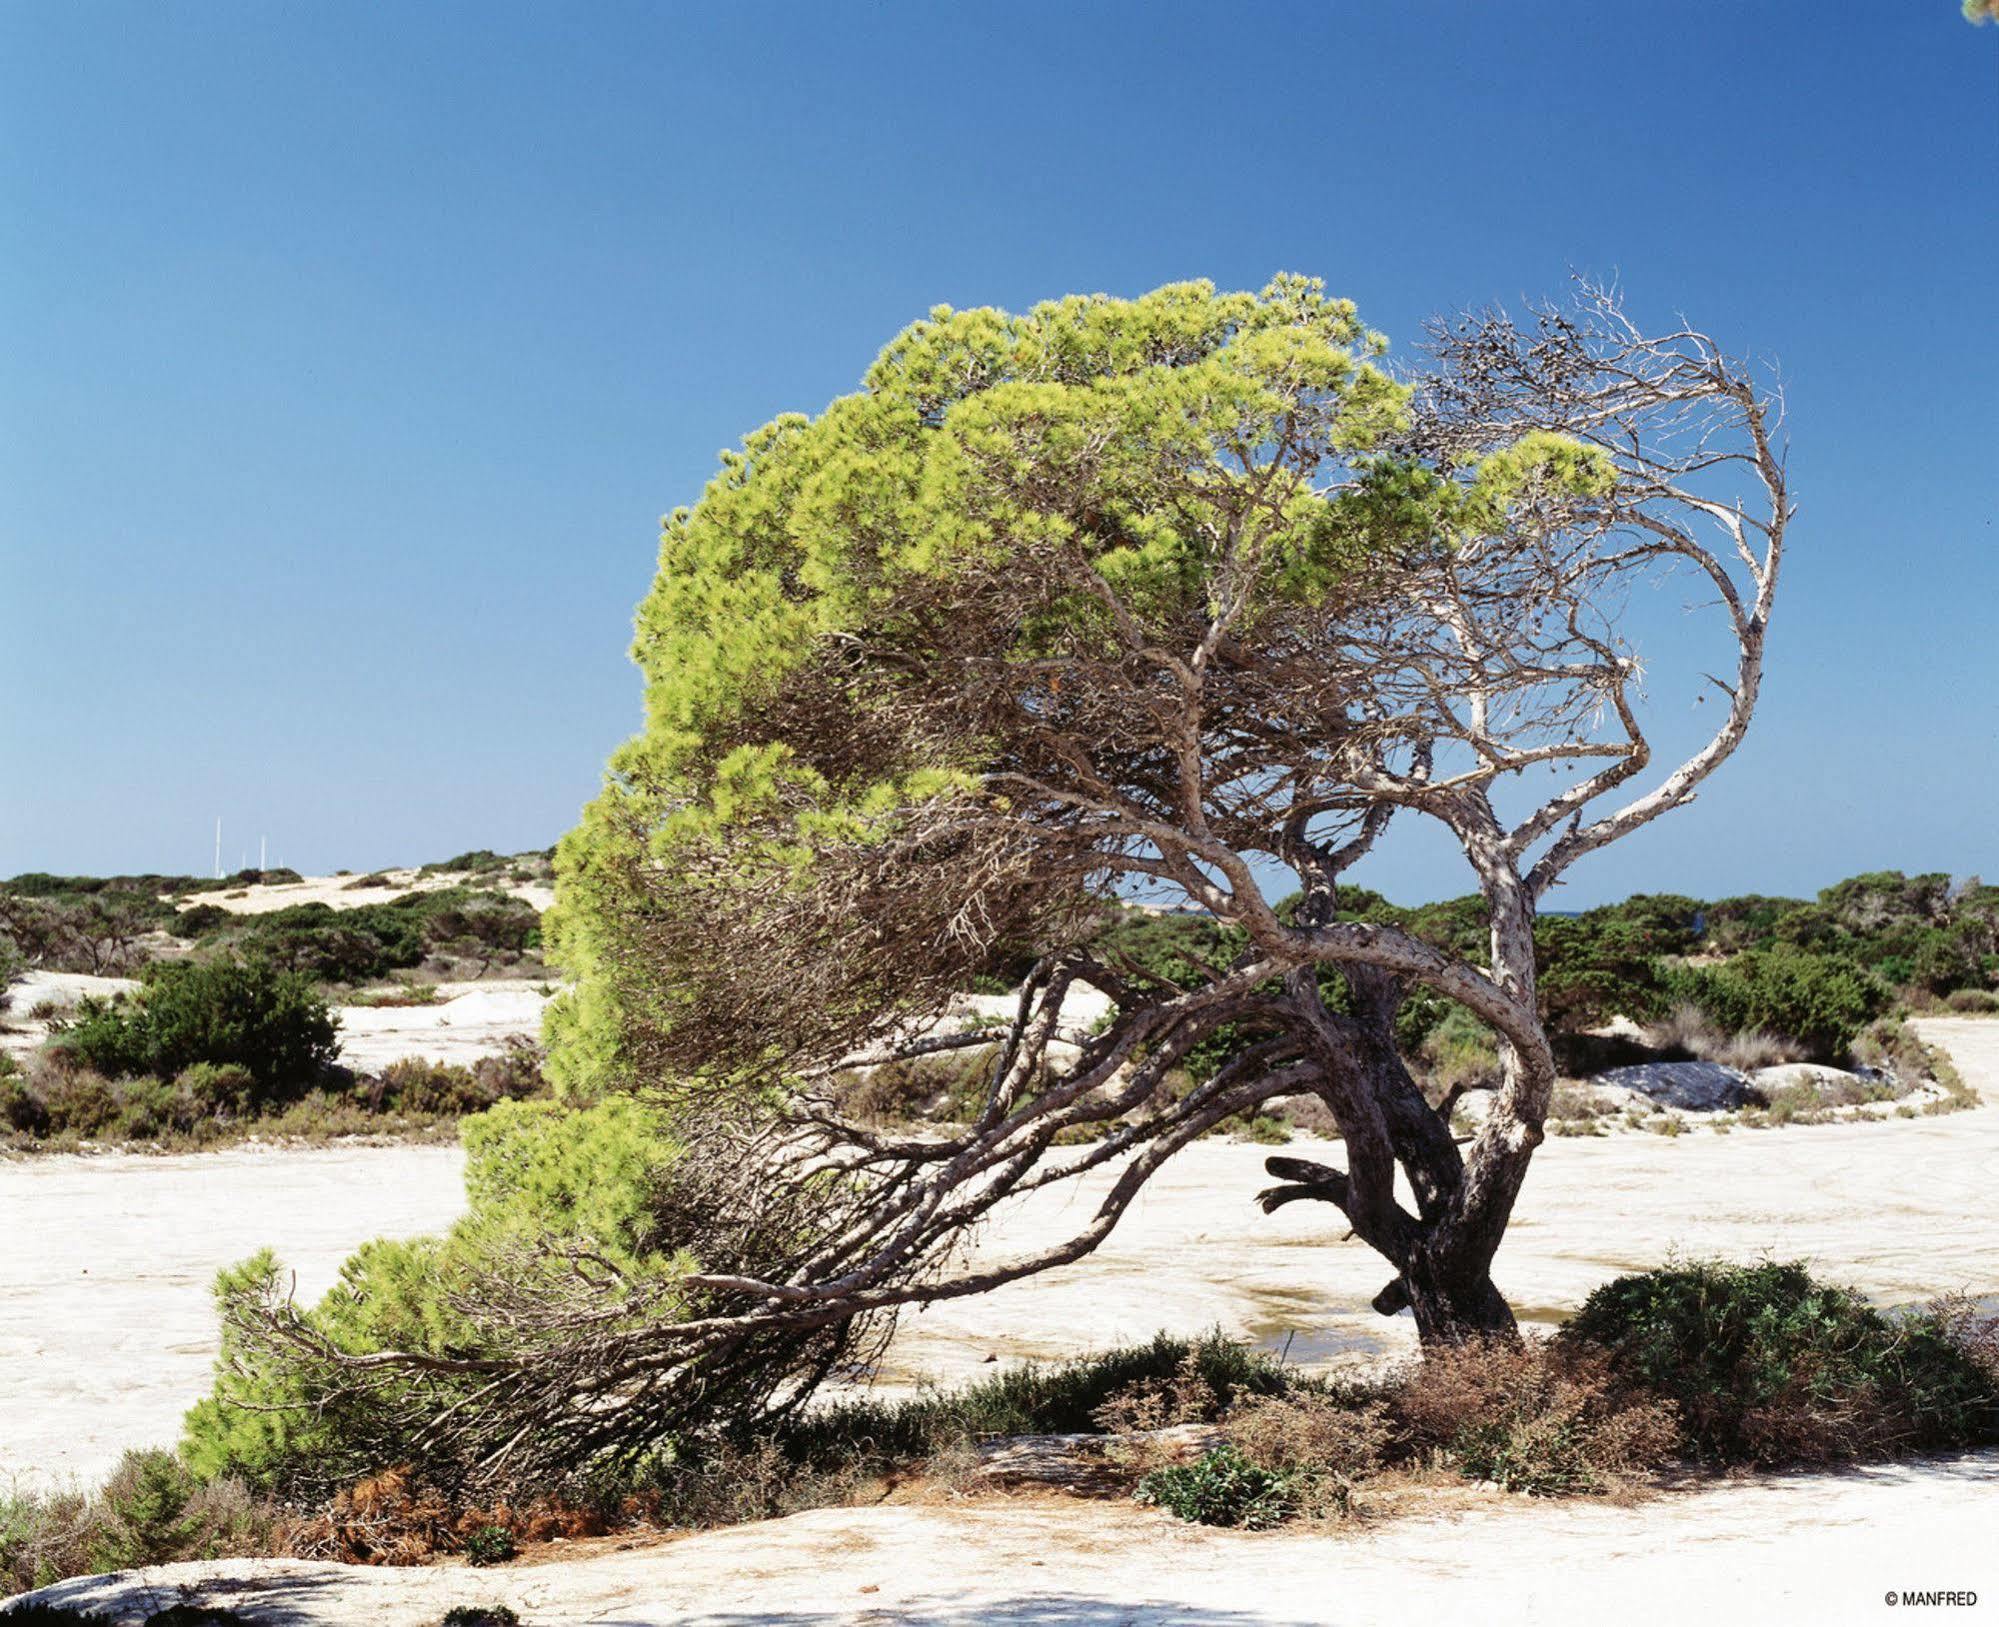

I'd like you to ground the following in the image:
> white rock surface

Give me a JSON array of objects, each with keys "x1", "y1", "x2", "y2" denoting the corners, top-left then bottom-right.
[
  {"x1": 333, "y1": 980, "x2": 551, "y2": 1069},
  {"x1": 1590, "y1": 1059, "x2": 1755, "y2": 1112}
]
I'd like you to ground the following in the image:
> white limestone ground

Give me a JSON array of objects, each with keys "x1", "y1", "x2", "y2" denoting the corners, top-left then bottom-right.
[
  {"x1": 334, "y1": 979, "x2": 551, "y2": 1069},
  {"x1": 174, "y1": 866, "x2": 556, "y2": 918}
]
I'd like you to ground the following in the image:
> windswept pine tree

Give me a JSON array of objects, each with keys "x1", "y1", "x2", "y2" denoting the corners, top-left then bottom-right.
[{"x1": 216, "y1": 277, "x2": 1790, "y2": 1487}]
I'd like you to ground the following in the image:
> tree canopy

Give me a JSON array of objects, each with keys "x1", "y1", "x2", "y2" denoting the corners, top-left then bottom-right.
[{"x1": 544, "y1": 278, "x2": 1618, "y2": 1094}]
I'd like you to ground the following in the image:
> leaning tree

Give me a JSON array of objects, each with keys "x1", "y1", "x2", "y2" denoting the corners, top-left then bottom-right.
[{"x1": 226, "y1": 277, "x2": 1789, "y2": 1486}]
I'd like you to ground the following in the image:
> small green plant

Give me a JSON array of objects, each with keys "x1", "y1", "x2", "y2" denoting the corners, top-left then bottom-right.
[
  {"x1": 461, "y1": 1524, "x2": 517, "y2": 1566},
  {"x1": 440, "y1": 1609, "x2": 521, "y2": 1627},
  {"x1": 1136, "y1": 1443, "x2": 1295, "y2": 1529}
]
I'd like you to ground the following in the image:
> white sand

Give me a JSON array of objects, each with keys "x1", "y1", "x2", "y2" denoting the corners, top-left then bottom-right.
[
  {"x1": 172, "y1": 867, "x2": 555, "y2": 917},
  {"x1": 333, "y1": 980, "x2": 551, "y2": 1069},
  {"x1": 0, "y1": 1143, "x2": 467, "y2": 1489}
]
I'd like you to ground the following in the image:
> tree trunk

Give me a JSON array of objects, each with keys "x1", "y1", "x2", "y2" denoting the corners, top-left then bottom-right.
[{"x1": 1399, "y1": 1245, "x2": 1518, "y2": 1345}]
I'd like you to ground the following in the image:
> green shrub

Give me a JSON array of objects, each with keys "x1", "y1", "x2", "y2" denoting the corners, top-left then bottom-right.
[
  {"x1": 1945, "y1": 988, "x2": 1999, "y2": 1014},
  {"x1": 1664, "y1": 945, "x2": 1889, "y2": 1062},
  {"x1": 1136, "y1": 1443, "x2": 1295, "y2": 1528},
  {"x1": 376, "y1": 1058, "x2": 491, "y2": 1115},
  {"x1": 1, "y1": 1061, "x2": 49, "y2": 1135},
  {"x1": 1222, "y1": 1392, "x2": 1393, "y2": 1517},
  {"x1": 0, "y1": 1451, "x2": 271, "y2": 1595},
  {"x1": 52, "y1": 958, "x2": 337, "y2": 1105},
  {"x1": 108, "y1": 1075, "x2": 207, "y2": 1140},
  {"x1": 0, "y1": 937, "x2": 23, "y2": 1013},
  {"x1": 460, "y1": 1523, "x2": 516, "y2": 1566},
  {"x1": 34, "y1": 1068, "x2": 121, "y2": 1137},
  {"x1": 1562, "y1": 1260, "x2": 1999, "y2": 1464},
  {"x1": 420, "y1": 850, "x2": 510, "y2": 878},
  {"x1": 440, "y1": 1610, "x2": 521, "y2": 1627},
  {"x1": 175, "y1": 1062, "x2": 261, "y2": 1117},
  {"x1": 172, "y1": 904, "x2": 233, "y2": 939}
]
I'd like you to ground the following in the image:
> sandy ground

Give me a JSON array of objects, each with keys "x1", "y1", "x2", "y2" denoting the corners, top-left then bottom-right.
[
  {"x1": 174, "y1": 866, "x2": 556, "y2": 917},
  {"x1": 23, "y1": 1458, "x2": 1999, "y2": 1625},
  {"x1": 334, "y1": 979, "x2": 551, "y2": 1069},
  {"x1": 0, "y1": 1144, "x2": 467, "y2": 1488}
]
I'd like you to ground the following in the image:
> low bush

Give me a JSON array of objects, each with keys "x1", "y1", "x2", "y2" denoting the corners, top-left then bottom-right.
[
  {"x1": 1944, "y1": 988, "x2": 1999, "y2": 1014},
  {"x1": 1664, "y1": 945, "x2": 1890, "y2": 1063},
  {"x1": 441, "y1": 1610, "x2": 521, "y2": 1627},
  {"x1": 793, "y1": 1331, "x2": 1288, "y2": 1469},
  {"x1": 171, "y1": 904, "x2": 232, "y2": 939},
  {"x1": 1561, "y1": 1260, "x2": 1999, "y2": 1464},
  {"x1": 0, "y1": 1450, "x2": 270, "y2": 1595},
  {"x1": 51, "y1": 958, "x2": 336, "y2": 1106},
  {"x1": 460, "y1": 1523, "x2": 517, "y2": 1566},
  {"x1": 1393, "y1": 1337, "x2": 1678, "y2": 1495},
  {"x1": 1135, "y1": 1443, "x2": 1296, "y2": 1529},
  {"x1": 1849, "y1": 1018, "x2": 1977, "y2": 1109},
  {"x1": 374, "y1": 1058, "x2": 494, "y2": 1116},
  {"x1": 0, "y1": 937, "x2": 23, "y2": 1013},
  {"x1": 176, "y1": 1062, "x2": 261, "y2": 1117},
  {"x1": 1223, "y1": 1392, "x2": 1393, "y2": 1517}
]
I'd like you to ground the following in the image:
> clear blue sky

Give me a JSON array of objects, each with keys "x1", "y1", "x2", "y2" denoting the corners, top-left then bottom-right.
[{"x1": 2, "y1": 1, "x2": 1993, "y2": 905}]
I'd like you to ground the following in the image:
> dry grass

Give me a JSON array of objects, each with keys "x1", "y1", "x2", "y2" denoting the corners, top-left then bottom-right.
[
  {"x1": 282, "y1": 1465, "x2": 610, "y2": 1566},
  {"x1": 1648, "y1": 1003, "x2": 1796, "y2": 1070},
  {"x1": 1391, "y1": 1338, "x2": 1681, "y2": 1497},
  {"x1": 0, "y1": 1451, "x2": 274, "y2": 1594},
  {"x1": 1224, "y1": 1393, "x2": 1395, "y2": 1518}
]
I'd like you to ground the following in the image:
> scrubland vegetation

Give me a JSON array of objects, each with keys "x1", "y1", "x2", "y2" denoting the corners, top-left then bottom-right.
[
  {"x1": 0, "y1": 854, "x2": 555, "y2": 1153},
  {"x1": 0, "y1": 858, "x2": 547, "y2": 986},
  {"x1": 5, "y1": 1260, "x2": 1994, "y2": 1594},
  {"x1": 833, "y1": 869, "x2": 1994, "y2": 1145}
]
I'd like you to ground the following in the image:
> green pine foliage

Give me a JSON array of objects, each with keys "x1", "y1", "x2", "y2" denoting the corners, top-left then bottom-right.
[
  {"x1": 180, "y1": 1096, "x2": 686, "y2": 1491},
  {"x1": 542, "y1": 277, "x2": 1613, "y2": 1097}
]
